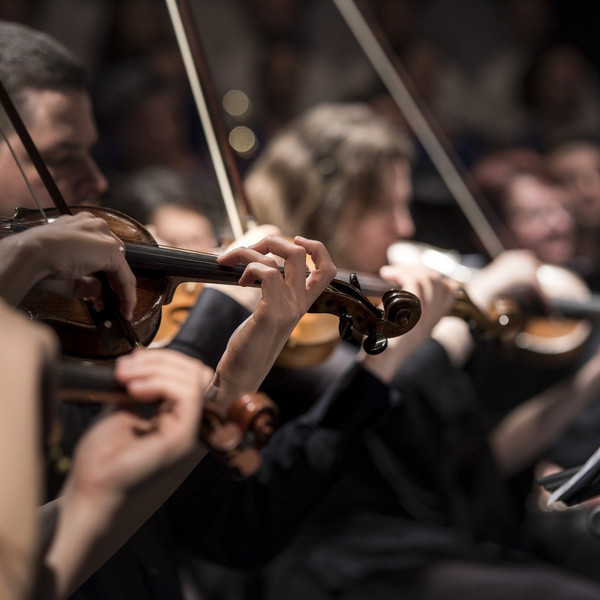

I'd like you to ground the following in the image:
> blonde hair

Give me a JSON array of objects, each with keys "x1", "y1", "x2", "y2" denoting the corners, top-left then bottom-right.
[{"x1": 245, "y1": 103, "x2": 413, "y2": 263}]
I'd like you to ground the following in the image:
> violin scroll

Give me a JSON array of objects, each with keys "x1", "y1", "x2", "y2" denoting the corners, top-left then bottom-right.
[
  {"x1": 310, "y1": 275, "x2": 422, "y2": 355},
  {"x1": 202, "y1": 392, "x2": 279, "y2": 477}
]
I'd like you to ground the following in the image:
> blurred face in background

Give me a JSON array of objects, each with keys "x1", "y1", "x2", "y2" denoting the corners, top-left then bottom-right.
[
  {"x1": 504, "y1": 173, "x2": 575, "y2": 264},
  {"x1": 547, "y1": 142, "x2": 600, "y2": 229},
  {"x1": 151, "y1": 204, "x2": 217, "y2": 252}
]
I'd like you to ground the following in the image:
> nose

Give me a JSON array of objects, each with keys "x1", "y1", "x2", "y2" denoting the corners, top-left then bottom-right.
[
  {"x1": 75, "y1": 157, "x2": 109, "y2": 202},
  {"x1": 546, "y1": 204, "x2": 573, "y2": 235},
  {"x1": 393, "y1": 205, "x2": 416, "y2": 240}
]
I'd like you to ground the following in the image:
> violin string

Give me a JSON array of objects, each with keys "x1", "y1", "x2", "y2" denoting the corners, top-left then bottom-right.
[{"x1": 0, "y1": 120, "x2": 49, "y2": 222}]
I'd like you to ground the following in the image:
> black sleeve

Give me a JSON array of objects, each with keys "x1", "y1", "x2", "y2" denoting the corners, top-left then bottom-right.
[
  {"x1": 165, "y1": 362, "x2": 398, "y2": 568},
  {"x1": 167, "y1": 288, "x2": 251, "y2": 369}
]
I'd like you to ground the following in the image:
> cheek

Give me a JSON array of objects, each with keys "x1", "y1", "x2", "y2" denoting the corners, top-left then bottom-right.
[{"x1": 342, "y1": 217, "x2": 391, "y2": 271}]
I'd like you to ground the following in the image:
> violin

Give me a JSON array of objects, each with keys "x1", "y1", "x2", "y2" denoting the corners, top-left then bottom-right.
[
  {"x1": 5, "y1": 206, "x2": 422, "y2": 360},
  {"x1": 57, "y1": 359, "x2": 278, "y2": 477},
  {"x1": 388, "y1": 241, "x2": 600, "y2": 366}
]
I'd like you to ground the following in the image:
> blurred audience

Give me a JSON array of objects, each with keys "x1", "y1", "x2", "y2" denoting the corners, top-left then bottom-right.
[{"x1": 547, "y1": 137, "x2": 600, "y2": 289}]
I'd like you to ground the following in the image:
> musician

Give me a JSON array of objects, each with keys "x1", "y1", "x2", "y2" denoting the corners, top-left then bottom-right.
[
  {"x1": 471, "y1": 147, "x2": 577, "y2": 270},
  {"x1": 0, "y1": 24, "x2": 106, "y2": 215},
  {"x1": 471, "y1": 146, "x2": 600, "y2": 583},
  {"x1": 105, "y1": 166, "x2": 219, "y2": 252},
  {"x1": 0, "y1": 192, "x2": 344, "y2": 600},
  {"x1": 219, "y1": 102, "x2": 600, "y2": 599}
]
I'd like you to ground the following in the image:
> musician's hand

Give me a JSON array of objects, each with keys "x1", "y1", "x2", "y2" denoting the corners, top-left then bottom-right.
[
  {"x1": 212, "y1": 235, "x2": 336, "y2": 406},
  {"x1": 361, "y1": 263, "x2": 458, "y2": 383},
  {"x1": 0, "y1": 212, "x2": 137, "y2": 319},
  {"x1": 43, "y1": 348, "x2": 212, "y2": 600},
  {"x1": 466, "y1": 250, "x2": 546, "y2": 313},
  {"x1": 63, "y1": 348, "x2": 212, "y2": 505},
  {"x1": 208, "y1": 224, "x2": 282, "y2": 312},
  {"x1": 380, "y1": 262, "x2": 459, "y2": 335}
]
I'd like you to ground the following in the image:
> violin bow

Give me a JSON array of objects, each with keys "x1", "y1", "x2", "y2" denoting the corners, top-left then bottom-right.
[
  {"x1": 333, "y1": 0, "x2": 512, "y2": 259},
  {"x1": 164, "y1": 0, "x2": 255, "y2": 239},
  {"x1": 0, "y1": 77, "x2": 142, "y2": 352}
]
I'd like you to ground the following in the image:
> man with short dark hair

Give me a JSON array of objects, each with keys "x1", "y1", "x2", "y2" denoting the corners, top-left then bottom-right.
[{"x1": 0, "y1": 22, "x2": 107, "y2": 215}]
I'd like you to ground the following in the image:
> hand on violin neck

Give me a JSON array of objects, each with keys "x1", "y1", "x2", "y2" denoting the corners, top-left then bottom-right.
[
  {"x1": 67, "y1": 348, "x2": 212, "y2": 498},
  {"x1": 213, "y1": 235, "x2": 336, "y2": 401},
  {"x1": 361, "y1": 263, "x2": 459, "y2": 383},
  {"x1": 465, "y1": 250, "x2": 547, "y2": 313},
  {"x1": 205, "y1": 224, "x2": 283, "y2": 312},
  {"x1": 46, "y1": 347, "x2": 212, "y2": 600},
  {"x1": 0, "y1": 212, "x2": 137, "y2": 319}
]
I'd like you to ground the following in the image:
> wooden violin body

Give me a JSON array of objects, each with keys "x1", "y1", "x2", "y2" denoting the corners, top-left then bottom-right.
[{"x1": 10, "y1": 207, "x2": 168, "y2": 358}]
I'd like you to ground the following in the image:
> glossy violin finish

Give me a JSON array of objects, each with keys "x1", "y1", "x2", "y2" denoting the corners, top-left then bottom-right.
[
  {"x1": 151, "y1": 282, "x2": 204, "y2": 347},
  {"x1": 388, "y1": 241, "x2": 599, "y2": 366},
  {"x1": 6, "y1": 206, "x2": 422, "y2": 359},
  {"x1": 57, "y1": 359, "x2": 278, "y2": 477}
]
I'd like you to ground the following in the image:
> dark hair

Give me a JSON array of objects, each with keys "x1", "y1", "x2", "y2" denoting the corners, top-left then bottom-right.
[{"x1": 0, "y1": 21, "x2": 88, "y2": 128}]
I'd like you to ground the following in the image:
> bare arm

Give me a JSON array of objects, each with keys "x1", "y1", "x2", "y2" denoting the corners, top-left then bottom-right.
[
  {"x1": 39, "y1": 349, "x2": 212, "y2": 600},
  {"x1": 207, "y1": 235, "x2": 336, "y2": 407},
  {"x1": 0, "y1": 301, "x2": 57, "y2": 600},
  {"x1": 490, "y1": 348, "x2": 600, "y2": 477}
]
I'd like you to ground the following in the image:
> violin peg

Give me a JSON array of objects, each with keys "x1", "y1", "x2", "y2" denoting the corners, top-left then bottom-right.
[
  {"x1": 363, "y1": 330, "x2": 388, "y2": 355},
  {"x1": 227, "y1": 392, "x2": 278, "y2": 446},
  {"x1": 349, "y1": 272, "x2": 361, "y2": 291},
  {"x1": 338, "y1": 312, "x2": 354, "y2": 340}
]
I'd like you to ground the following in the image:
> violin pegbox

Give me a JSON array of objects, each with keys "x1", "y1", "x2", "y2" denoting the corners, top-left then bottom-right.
[{"x1": 308, "y1": 273, "x2": 422, "y2": 355}]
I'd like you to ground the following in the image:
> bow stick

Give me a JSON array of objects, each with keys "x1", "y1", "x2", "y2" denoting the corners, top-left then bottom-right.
[{"x1": 333, "y1": 0, "x2": 512, "y2": 258}]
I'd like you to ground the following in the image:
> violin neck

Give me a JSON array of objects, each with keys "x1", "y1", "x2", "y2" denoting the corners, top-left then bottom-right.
[
  {"x1": 58, "y1": 361, "x2": 130, "y2": 403},
  {"x1": 124, "y1": 242, "x2": 249, "y2": 286},
  {"x1": 551, "y1": 295, "x2": 600, "y2": 319},
  {"x1": 125, "y1": 242, "x2": 395, "y2": 299}
]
